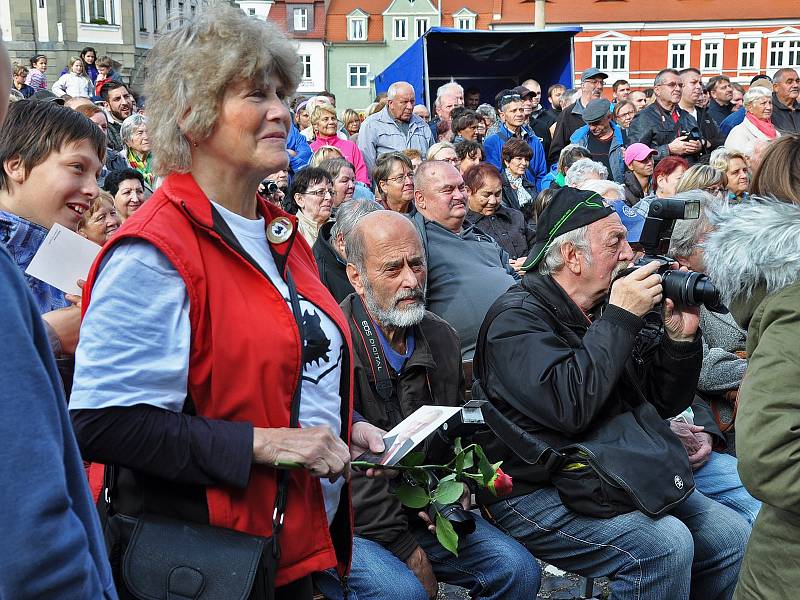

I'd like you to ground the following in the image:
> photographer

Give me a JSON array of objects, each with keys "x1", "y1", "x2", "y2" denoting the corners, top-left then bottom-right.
[
  {"x1": 474, "y1": 187, "x2": 749, "y2": 599},
  {"x1": 315, "y1": 211, "x2": 541, "y2": 600}
]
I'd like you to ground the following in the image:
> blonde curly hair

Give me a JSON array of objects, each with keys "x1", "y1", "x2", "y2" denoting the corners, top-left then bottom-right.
[{"x1": 144, "y1": 3, "x2": 300, "y2": 176}]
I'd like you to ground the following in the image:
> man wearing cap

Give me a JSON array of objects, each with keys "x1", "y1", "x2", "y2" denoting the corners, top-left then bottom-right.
[
  {"x1": 548, "y1": 67, "x2": 608, "y2": 164},
  {"x1": 770, "y1": 68, "x2": 800, "y2": 134},
  {"x1": 622, "y1": 143, "x2": 656, "y2": 205},
  {"x1": 410, "y1": 160, "x2": 517, "y2": 359},
  {"x1": 483, "y1": 90, "x2": 548, "y2": 191},
  {"x1": 678, "y1": 68, "x2": 723, "y2": 160},
  {"x1": 628, "y1": 68, "x2": 704, "y2": 164},
  {"x1": 473, "y1": 186, "x2": 749, "y2": 599},
  {"x1": 718, "y1": 76, "x2": 772, "y2": 137},
  {"x1": 567, "y1": 98, "x2": 626, "y2": 183}
]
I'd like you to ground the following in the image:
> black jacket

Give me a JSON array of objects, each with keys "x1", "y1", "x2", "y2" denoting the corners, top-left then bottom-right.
[
  {"x1": 465, "y1": 206, "x2": 534, "y2": 260},
  {"x1": 342, "y1": 295, "x2": 465, "y2": 561},
  {"x1": 548, "y1": 100, "x2": 589, "y2": 164},
  {"x1": 312, "y1": 222, "x2": 354, "y2": 303},
  {"x1": 683, "y1": 105, "x2": 724, "y2": 161},
  {"x1": 628, "y1": 102, "x2": 715, "y2": 165},
  {"x1": 706, "y1": 99, "x2": 733, "y2": 127},
  {"x1": 500, "y1": 170, "x2": 536, "y2": 211},
  {"x1": 623, "y1": 170, "x2": 649, "y2": 207},
  {"x1": 771, "y1": 93, "x2": 800, "y2": 134},
  {"x1": 473, "y1": 272, "x2": 702, "y2": 501}
]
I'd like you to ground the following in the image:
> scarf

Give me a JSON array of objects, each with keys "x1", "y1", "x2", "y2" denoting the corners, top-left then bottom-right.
[
  {"x1": 745, "y1": 112, "x2": 777, "y2": 139},
  {"x1": 505, "y1": 169, "x2": 532, "y2": 206},
  {"x1": 127, "y1": 148, "x2": 154, "y2": 186}
]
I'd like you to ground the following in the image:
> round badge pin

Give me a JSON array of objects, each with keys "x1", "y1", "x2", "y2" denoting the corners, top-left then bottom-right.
[{"x1": 267, "y1": 217, "x2": 293, "y2": 244}]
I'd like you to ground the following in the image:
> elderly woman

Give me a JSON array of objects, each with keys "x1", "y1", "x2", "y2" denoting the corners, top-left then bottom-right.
[
  {"x1": 69, "y1": 7, "x2": 379, "y2": 598},
  {"x1": 286, "y1": 166, "x2": 334, "y2": 247},
  {"x1": 613, "y1": 100, "x2": 636, "y2": 133},
  {"x1": 464, "y1": 162, "x2": 533, "y2": 267},
  {"x1": 373, "y1": 151, "x2": 415, "y2": 213},
  {"x1": 120, "y1": 113, "x2": 154, "y2": 191},
  {"x1": 710, "y1": 147, "x2": 750, "y2": 201},
  {"x1": 725, "y1": 87, "x2": 780, "y2": 158},
  {"x1": 501, "y1": 138, "x2": 536, "y2": 209},
  {"x1": 77, "y1": 191, "x2": 120, "y2": 245},
  {"x1": 319, "y1": 157, "x2": 356, "y2": 209},
  {"x1": 675, "y1": 163, "x2": 728, "y2": 197},
  {"x1": 451, "y1": 110, "x2": 481, "y2": 143},
  {"x1": 427, "y1": 141, "x2": 460, "y2": 168},
  {"x1": 309, "y1": 102, "x2": 369, "y2": 184},
  {"x1": 103, "y1": 167, "x2": 145, "y2": 222}
]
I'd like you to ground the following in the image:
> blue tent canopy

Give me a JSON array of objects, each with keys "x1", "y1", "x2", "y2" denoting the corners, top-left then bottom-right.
[{"x1": 375, "y1": 26, "x2": 582, "y2": 108}]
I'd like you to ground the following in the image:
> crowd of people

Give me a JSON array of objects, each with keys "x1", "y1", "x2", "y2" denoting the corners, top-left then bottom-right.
[{"x1": 2, "y1": 4, "x2": 800, "y2": 600}]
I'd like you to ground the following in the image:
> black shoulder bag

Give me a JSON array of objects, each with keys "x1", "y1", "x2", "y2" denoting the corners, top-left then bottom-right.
[{"x1": 100, "y1": 269, "x2": 306, "y2": 600}]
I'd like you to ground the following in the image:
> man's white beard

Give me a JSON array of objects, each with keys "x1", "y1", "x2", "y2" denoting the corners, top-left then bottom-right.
[{"x1": 362, "y1": 277, "x2": 426, "y2": 329}]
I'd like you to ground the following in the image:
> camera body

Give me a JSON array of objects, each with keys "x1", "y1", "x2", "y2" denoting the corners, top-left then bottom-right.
[
  {"x1": 680, "y1": 126, "x2": 703, "y2": 143},
  {"x1": 261, "y1": 179, "x2": 279, "y2": 195},
  {"x1": 634, "y1": 198, "x2": 727, "y2": 313}
]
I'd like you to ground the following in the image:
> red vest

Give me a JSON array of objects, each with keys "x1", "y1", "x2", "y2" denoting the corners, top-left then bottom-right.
[{"x1": 83, "y1": 173, "x2": 353, "y2": 585}]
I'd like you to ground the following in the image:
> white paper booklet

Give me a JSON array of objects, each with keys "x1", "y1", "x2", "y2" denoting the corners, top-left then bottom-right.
[{"x1": 25, "y1": 223, "x2": 101, "y2": 296}]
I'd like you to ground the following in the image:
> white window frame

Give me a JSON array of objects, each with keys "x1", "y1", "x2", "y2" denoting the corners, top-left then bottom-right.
[
  {"x1": 414, "y1": 17, "x2": 429, "y2": 39},
  {"x1": 80, "y1": 0, "x2": 116, "y2": 24},
  {"x1": 456, "y1": 16, "x2": 475, "y2": 30},
  {"x1": 293, "y1": 7, "x2": 308, "y2": 31},
  {"x1": 668, "y1": 38, "x2": 691, "y2": 71},
  {"x1": 348, "y1": 15, "x2": 367, "y2": 41},
  {"x1": 592, "y1": 40, "x2": 629, "y2": 75},
  {"x1": 738, "y1": 36, "x2": 761, "y2": 71},
  {"x1": 701, "y1": 38, "x2": 723, "y2": 72},
  {"x1": 347, "y1": 63, "x2": 369, "y2": 88},
  {"x1": 392, "y1": 17, "x2": 407, "y2": 41},
  {"x1": 768, "y1": 36, "x2": 800, "y2": 70},
  {"x1": 299, "y1": 54, "x2": 312, "y2": 80}
]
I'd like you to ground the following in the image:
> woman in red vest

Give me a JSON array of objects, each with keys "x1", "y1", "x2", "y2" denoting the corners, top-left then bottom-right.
[{"x1": 69, "y1": 5, "x2": 384, "y2": 598}]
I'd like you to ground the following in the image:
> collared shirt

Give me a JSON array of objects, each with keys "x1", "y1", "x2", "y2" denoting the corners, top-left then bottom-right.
[{"x1": 376, "y1": 325, "x2": 415, "y2": 374}]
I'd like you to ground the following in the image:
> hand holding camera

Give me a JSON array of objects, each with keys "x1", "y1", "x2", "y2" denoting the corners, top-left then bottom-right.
[{"x1": 609, "y1": 260, "x2": 664, "y2": 317}]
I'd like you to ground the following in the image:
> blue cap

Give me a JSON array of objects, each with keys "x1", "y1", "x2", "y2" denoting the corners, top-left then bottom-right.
[{"x1": 610, "y1": 200, "x2": 645, "y2": 243}]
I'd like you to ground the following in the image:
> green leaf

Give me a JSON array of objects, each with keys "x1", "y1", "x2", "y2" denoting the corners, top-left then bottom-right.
[
  {"x1": 454, "y1": 437, "x2": 463, "y2": 456},
  {"x1": 399, "y1": 451, "x2": 426, "y2": 468},
  {"x1": 439, "y1": 473, "x2": 457, "y2": 483},
  {"x1": 395, "y1": 484, "x2": 430, "y2": 509},
  {"x1": 409, "y1": 469, "x2": 429, "y2": 486},
  {"x1": 474, "y1": 445, "x2": 496, "y2": 486},
  {"x1": 433, "y1": 480, "x2": 464, "y2": 504},
  {"x1": 435, "y1": 512, "x2": 459, "y2": 556},
  {"x1": 462, "y1": 450, "x2": 475, "y2": 470}
]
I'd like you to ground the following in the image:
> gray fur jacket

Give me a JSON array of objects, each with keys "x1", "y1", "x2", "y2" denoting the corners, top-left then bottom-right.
[{"x1": 698, "y1": 308, "x2": 747, "y2": 393}]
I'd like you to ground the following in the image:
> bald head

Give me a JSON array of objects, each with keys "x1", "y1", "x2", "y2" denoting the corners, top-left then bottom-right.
[{"x1": 346, "y1": 211, "x2": 422, "y2": 273}]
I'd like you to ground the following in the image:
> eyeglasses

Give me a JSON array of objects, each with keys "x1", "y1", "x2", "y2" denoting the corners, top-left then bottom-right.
[
  {"x1": 385, "y1": 172, "x2": 413, "y2": 184},
  {"x1": 658, "y1": 81, "x2": 684, "y2": 89},
  {"x1": 304, "y1": 188, "x2": 334, "y2": 198},
  {"x1": 440, "y1": 158, "x2": 461, "y2": 165}
]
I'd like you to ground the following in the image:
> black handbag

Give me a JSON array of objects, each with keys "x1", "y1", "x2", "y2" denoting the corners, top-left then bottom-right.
[{"x1": 100, "y1": 268, "x2": 306, "y2": 600}]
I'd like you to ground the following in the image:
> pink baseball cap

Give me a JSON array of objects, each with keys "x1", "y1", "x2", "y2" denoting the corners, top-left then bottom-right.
[{"x1": 624, "y1": 143, "x2": 657, "y2": 166}]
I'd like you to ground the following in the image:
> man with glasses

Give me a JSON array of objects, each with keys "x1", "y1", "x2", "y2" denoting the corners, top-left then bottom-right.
[
  {"x1": 483, "y1": 89, "x2": 548, "y2": 191},
  {"x1": 629, "y1": 68, "x2": 703, "y2": 162},
  {"x1": 549, "y1": 67, "x2": 608, "y2": 164},
  {"x1": 678, "y1": 68, "x2": 723, "y2": 163},
  {"x1": 410, "y1": 160, "x2": 517, "y2": 359}
]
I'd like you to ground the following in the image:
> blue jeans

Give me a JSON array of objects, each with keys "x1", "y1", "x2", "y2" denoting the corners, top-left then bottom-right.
[
  {"x1": 485, "y1": 488, "x2": 749, "y2": 600},
  {"x1": 314, "y1": 515, "x2": 541, "y2": 599},
  {"x1": 694, "y1": 451, "x2": 760, "y2": 525}
]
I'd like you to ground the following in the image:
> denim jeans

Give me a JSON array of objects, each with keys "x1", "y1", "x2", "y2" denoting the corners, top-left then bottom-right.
[
  {"x1": 485, "y1": 488, "x2": 749, "y2": 600},
  {"x1": 694, "y1": 451, "x2": 760, "y2": 525},
  {"x1": 314, "y1": 514, "x2": 541, "y2": 599}
]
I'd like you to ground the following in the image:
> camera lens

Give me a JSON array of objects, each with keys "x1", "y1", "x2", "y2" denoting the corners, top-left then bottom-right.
[{"x1": 662, "y1": 270, "x2": 727, "y2": 313}]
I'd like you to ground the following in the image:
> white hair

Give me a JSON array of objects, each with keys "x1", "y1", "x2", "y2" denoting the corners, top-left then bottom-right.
[
  {"x1": 565, "y1": 158, "x2": 608, "y2": 188},
  {"x1": 435, "y1": 81, "x2": 464, "y2": 106},
  {"x1": 538, "y1": 225, "x2": 591, "y2": 276},
  {"x1": 743, "y1": 86, "x2": 771, "y2": 109},
  {"x1": 387, "y1": 81, "x2": 414, "y2": 100},
  {"x1": 667, "y1": 190, "x2": 721, "y2": 258},
  {"x1": 578, "y1": 178, "x2": 625, "y2": 202}
]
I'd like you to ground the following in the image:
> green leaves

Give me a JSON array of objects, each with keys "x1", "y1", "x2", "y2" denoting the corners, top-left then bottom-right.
[
  {"x1": 433, "y1": 480, "x2": 464, "y2": 505},
  {"x1": 399, "y1": 451, "x2": 426, "y2": 468},
  {"x1": 396, "y1": 484, "x2": 430, "y2": 509},
  {"x1": 435, "y1": 512, "x2": 459, "y2": 556}
]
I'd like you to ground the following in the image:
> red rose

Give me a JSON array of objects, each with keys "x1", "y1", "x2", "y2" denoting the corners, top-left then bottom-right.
[{"x1": 489, "y1": 468, "x2": 513, "y2": 497}]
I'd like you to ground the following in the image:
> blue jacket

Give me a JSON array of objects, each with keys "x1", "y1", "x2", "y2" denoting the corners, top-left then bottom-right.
[
  {"x1": 483, "y1": 122, "x2": 548, "y2": 192},
  {"x1": 0, "y1": 211, "x2": 69, "y2": 314},
  {"x1": 0, "y1": 244, "x2": 117, "y2": 599},
  {"x1": 569, "y1": 121, "x2": 627, "y2": 184},
  {"x1": 287, "y1": 123, "x2": 312, "y2": 174},
  {"x1": 719, "y1": 109, "x2": 746, "y2": 137}
]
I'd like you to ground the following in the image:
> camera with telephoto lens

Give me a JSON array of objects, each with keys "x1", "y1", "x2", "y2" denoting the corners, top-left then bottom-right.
[{"x1": 632, "y1": 198, "x2": 727, "y2": 313}]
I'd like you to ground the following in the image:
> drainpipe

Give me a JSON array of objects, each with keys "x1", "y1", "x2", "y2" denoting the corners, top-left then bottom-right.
[{"x1": 534, "y1": 0, "x2": 545, "y2": 29}]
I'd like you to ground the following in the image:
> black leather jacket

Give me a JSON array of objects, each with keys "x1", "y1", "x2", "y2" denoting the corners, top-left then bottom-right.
[
  {"x1": 473, "y1": 272, "x2": 703, "y2": 499},
  {"x1": 628, "y1": 102, "x2": 720, "y2": 165}
]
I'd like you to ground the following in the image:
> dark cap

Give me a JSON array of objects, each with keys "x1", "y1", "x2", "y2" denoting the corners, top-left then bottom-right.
[
  {"x1": 521, "y1": 187, "x2": 614, "y2": 271},
  {"x1": 31, "y1": 89, "x2": 65, "y2": 105},
  {"x1": 581, "y1": 67, "x2": 608, "y2": 82},
  {"x1": 511, "y1": 85, "x2": 535, "y2": 99},
  {"x1": 582, "y1": 98, "x2": 611, "y2": 123},
  {"x1": 495, "y1": 88, "x2": 522, "y2": 109}
]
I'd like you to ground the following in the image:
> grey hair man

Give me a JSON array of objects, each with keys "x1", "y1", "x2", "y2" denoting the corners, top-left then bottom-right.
[
  {"x1": 324, "y1": 209, "x2": 542, "y2": 600},
  {"x1": 549, "y1": 67, "x2": 608, "y2": 163},
  {"x1": 411, "y1": 160, "x2": 516, "y2": 358},
  {"x1": 312, "y1": 198, "x2": 381, "y2": 303},
  {"x1": 565, "y1": 158, "x2": 608, "y2": 188},
  {"x1": 475, "y1": 185, "x2": 749, "y2": 600},
  {"x1": 412, "y1": 104, "x2": 430, "y2": 122},
  {"x1": 771, "y1": 68, "x2": 800, "y2": 133},
  {"x1": 357, "y1": 81, "x2": 434, "y2": 173},
  {"x1": 434, "y1": 81, "x2": 464, "y2": 126}
]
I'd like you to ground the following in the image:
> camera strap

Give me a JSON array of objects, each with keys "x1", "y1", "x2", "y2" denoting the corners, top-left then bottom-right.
[{"x1": 349, "y1": 296, "x2": 394, "y2": 403}]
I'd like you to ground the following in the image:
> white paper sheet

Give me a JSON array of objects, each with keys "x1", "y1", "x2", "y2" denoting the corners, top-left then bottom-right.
[{"x1": 24, "y1": 223, "x2": 101, "y2": 296}]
